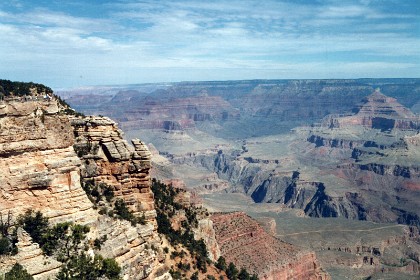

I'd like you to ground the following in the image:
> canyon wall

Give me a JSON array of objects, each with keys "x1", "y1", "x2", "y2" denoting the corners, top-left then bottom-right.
[
  {"x1": 0, "y1": 98, "x2": 161, "y2": 279},
  {"x1": 211, "y1": 212, "x2": 330, "y2": 280},
  {"x1": 71, "y1": 116, "x2": 156, "y2": 222},
  {"x1": 59, "y1": 79, "x2": 420, "y2": 139},
  {"x1": 0, "y1": 100, "x2": 97, "y2": 224}
]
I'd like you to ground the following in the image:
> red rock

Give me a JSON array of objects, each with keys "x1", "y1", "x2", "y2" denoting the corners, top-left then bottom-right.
[{"x1": 211, "y1": 212, "x2": 330, "y2": 280}]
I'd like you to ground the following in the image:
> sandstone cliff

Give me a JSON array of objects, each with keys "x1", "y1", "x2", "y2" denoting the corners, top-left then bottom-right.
[
  {"x1": 71, "y1": 116, "x2": 156, "y2": 222},
  {"x1": 0, "y1": 99, "x2": 96, "y2": 224},
  {"x1": 211, "y1": 212, "x2": 330, "y2": 280},
  {"x1": 0, "y1": 97, "x2": 161, "y2": 279}
]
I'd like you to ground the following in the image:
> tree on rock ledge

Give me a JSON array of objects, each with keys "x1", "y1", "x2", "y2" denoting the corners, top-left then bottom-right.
[{"x1": 4, "y1": 263, "x2": 33, "y2": 280}]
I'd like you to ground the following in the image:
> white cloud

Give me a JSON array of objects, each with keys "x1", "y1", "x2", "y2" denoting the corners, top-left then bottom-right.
[{"x1": 0, "y1": 0, "x2": 418, "y2": 87}]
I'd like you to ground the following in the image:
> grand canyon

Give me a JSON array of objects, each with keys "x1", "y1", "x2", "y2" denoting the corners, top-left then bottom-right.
[
  {"x1": 0, "y1": 78, "x2": 419, "y2": 280},
  {"x1": 2, "y1": 0, "x2": 419, "y2": 279},
  {"x1": 57, "y1": 78, "x2": 420, "y2": 279}
]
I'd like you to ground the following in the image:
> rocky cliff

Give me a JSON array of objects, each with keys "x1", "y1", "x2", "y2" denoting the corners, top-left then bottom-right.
[
  {"x1": 0, "y1": 97, "x2": 161, "y2": 279},
  {"x1": 211, "y1": 212, "x2": 330, "y2": 280},
  {"x1": 71, "y1": 116, "x2": 156, "y2": 222},
  {"x1": 0, "y1": 99, "x2": 97, "y2": 224}
]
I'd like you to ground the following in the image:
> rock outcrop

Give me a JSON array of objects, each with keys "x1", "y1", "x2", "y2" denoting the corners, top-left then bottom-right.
[
  {"x1": 322, "y1": 89, "x2": 420, "y2": 130},
  {"x1": 0, "y1": 99, "x2": 96, "y2": 224},
  {"x1": 71, "y1": 116, "x2": 156, "y2": 222},
  {"x1": 211, "y1": 212, "x2": 330, "y2": 280},
  {"x1": 0, "y1": 98, "x2": 160, "y2": 279},
  {"x1": 0, "y1": 228, "x2": 62, "y2": 280}
]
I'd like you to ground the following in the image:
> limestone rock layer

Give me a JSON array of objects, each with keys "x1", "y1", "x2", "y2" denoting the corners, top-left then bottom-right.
[
  {"x1": 0, "y1": 99, "x2": 159, "y2": 279},
  {"x1": 71, "y1": 116, "x2": 156, "y2": 222}
]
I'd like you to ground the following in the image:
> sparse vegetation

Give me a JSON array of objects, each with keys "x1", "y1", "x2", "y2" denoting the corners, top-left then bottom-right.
[
  {"x1": 0, "y1": 79, "x2": 53, "y2": 96},
  {"x1": 215, "y1": 256, "x2": 227, "y2": 271},
  {"x1": 4, "y1": 263, "x2": 33, "y2": 280},
  {"x1": 17, "y1": 210, "x2": 49, "y2": 248},
  {"x1": 56, "y1": 253, "x2": 121, "y2": 280},
  {"x1": 0, "y1": 212, "x2": 18, "y2": 256},
  {"x1": 114, "y1": 198, "x2": 146, "y2": 226},
  {"x1": 17, "y1": 210, "x2": 89, "y2": 261},
  {"x1": 82, "y1": 181, "x2": 115, "y2": 204},
  {"x1": 152, "y1": 179, "x2": 257, "y2": 279},
  {"x1": 152, "y1": 179, "x2": 209, "y2": 273},
  {"x1": 222, "y1": 262, "x2": 258, "y2": 280},
  {"x1": 81, "y1": 180, "x2": 146, "y2": 226},
  {"x1": 15, "y1": 210, "x2": 121, "y2": 279},
  {"x1": 225, "y1": 262, "x2": 238, "y2": 280}
]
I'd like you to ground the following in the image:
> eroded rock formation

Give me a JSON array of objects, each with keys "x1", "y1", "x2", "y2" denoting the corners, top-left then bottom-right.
[
  {"x1": 211, "y1": 212, "x2": 330, "y2": 280},
  {"x1": 71, "y1": 116, "x2": 156, "y2": 222},
  {"x1": 0, "y1": 99, "x2": 96, "y2": 224},
  {"x1": 0, "y1": 98, "x2": 160, "y2": 279},
  {"x1": 321, "y1": 89, "x2": 420, "y2": 130}
]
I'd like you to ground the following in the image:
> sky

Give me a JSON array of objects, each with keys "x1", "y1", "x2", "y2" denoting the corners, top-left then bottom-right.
[{"x1": 0, "y1": 0, "x2": 419, "y2": 89}]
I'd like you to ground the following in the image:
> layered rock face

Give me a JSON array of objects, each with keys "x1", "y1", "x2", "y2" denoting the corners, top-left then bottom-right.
[
  {"x1": 71, "y1": 116, "x2": 156, "y2": 222},
  {"x1": 70, "y1": 93, "x2": 240, "y2": 132},
  {"x1": 59, "y1": 79, "x2": 420, "y2": 140},
  {"x1": 0, "y1": 228, "x2": 62, "y2": 280},
  {"x1": 211, "y1": 212, "x2": 330, "y2": 280},
  {"x1": 0, "y1": 98, "x2": 160, "y2": 279},
  {"x1": 0, "y1": 99, "x2": 96, "y2": 224},
  {"x1": 322, "y1": 89, "x2": 420, "y2": 130}
]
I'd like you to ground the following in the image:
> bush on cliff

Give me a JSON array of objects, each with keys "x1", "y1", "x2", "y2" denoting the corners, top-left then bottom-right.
[
  {"x1": 0, "y1": 212, "x2": 18, "y2": 256},
  {"x1": 152, "y1": 179, "x2": 209, "y2": 273},
  {"x1": 0, "y1": 79, "x2": 53, "y2": 97},
  {"x1": 56, "y1": 253, "x2": 121, "y2": 280},
  {"x1": 216, "y1": 257, "x2": 257, "y2": 280},
  {"x1": 215, "y1": 256, "x2": 227, "y2": 271},
  {"x1": 152, "y1": 179, "x2": 258, "y2": 279},
  {"x1": 16, "y1": 210, "x2": 122, "y2": 279},
  {"x1": 226, "y1": 262, "x2": 239, "y2": 280},
  {"x1": 81, "y1": 181, "x2": 145, "y2": 226},
  {"x1": 17, "y1": 210, "x2": 49, "y2": 246},
  {"x1": 4, "y1": 263, "x2": 33, "y2": 280},
  {"x1": 17, "y1": 210, "x2": 90, "y2": 261}
]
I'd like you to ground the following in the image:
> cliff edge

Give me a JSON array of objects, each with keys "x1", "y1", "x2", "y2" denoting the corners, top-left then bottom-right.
[{"x1": 0, "y1": 94, "x2": 161, "y2": 279}]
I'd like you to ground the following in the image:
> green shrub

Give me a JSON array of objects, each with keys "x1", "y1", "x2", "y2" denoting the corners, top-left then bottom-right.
[
  {"x1": 0, "y1": 237, "x2": 12, "y2": 255},
  {"x1": 238, "y1": 268, "x2": 250, "y2": 280},
  {"x1": 102, "y1": 184, "x2": 115, "y2": 202},
  {"x1": 190, "y1": 271, "x2": 199, "y2": 280},
  {"x1": 112, "y1": 198, "x2": 146, "y2": 226},
  {"x1": 216, "y1": 256, "x2": 227, "y2": 271},
  {"x1": 17, "y1": 210, "x2": 89, "y2": 261},
  {"x1": 5, "y1": 263, "x2": 33, "y2": 280},
  {"x1": 17, "y1": 210, "x2": 49, "y2": 246},
  {"x1": 226, "y1": 262, "x2": 238, "y2": 280},
  {"x1": 56, "y1": 253, "x2": 121, "y2": 280},
  {"x1": 114, "y1": 199, "x2": 132, "y2": 219},
  {"x1": 0, "y1": 212, "x2": 19, "y2": 255},
  {"x1": 0, "y1": 79, "x2": 52, "y2": 97},
  {"x1": 13, "y1": 210, "x2": 121, "y2": 280}
]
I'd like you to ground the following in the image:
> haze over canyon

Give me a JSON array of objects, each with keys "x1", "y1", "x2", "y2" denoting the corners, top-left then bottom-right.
[{"x1": 58, "y1": 78, "x2": 420, "y2": 279}]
